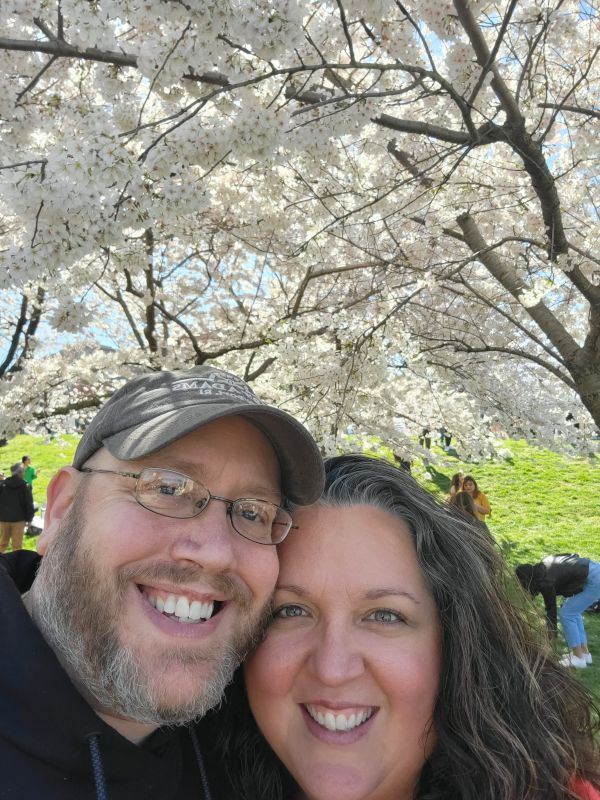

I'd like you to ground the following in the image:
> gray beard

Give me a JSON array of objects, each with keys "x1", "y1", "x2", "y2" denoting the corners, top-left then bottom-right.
[{"x1": 30, "y1": 487, "x2": 270, "y2": 726}]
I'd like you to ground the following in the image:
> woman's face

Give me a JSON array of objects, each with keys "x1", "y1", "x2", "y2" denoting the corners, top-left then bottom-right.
[
  {"x1": 463, "y1": 479, "x2": 475, "y2": 494},
  {"x1": 245, "y1": 504, "x2": 442, "y2": 800}
]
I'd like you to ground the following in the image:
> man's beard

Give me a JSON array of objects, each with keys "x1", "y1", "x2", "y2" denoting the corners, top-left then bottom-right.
[{"x1": 30, "y1": 486, "x2": 271, "y2": 726}]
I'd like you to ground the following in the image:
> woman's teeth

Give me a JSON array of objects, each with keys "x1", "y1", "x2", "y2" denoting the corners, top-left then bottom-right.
[
  {"x1": 305, "y1": 705, "x2": 374, "y2": 731},
  {"x1": 146, "y1": 592, "x2": 215, "y2": 623}
]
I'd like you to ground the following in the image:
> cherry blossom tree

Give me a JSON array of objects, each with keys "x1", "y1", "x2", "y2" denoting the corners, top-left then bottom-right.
[{"x1": 1, "y1": 0, "x2": 598, "y2": 455}]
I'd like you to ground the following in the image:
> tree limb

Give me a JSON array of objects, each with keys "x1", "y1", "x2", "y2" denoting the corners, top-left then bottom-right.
[{"x1": 456, "y1": 212, "x2": 580, "y2": 361}]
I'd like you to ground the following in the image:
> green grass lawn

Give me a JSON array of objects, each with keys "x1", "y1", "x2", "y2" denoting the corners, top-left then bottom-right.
[
  {"x1": 407, "y1": 439, "x2": 600, "y2": 697},
  {"x1": 412, "y1": 439, "x2": 600, "y2": 563},
  {"x1": 2, "y1": 433, "x2": 600, "y2": 696}
]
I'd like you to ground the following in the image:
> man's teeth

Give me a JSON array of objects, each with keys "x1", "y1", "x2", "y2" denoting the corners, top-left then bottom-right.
[
  {"x1": 305, "y1": 705, "x2": 374, "y2": 732},
  {"x1": 147, "y1": 593, "x2": 215, "y2": 623}
]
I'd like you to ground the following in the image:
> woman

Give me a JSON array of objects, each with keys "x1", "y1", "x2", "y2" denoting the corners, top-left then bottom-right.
[
  {"x1": 448, "y1": 471, "x2": 463, "y2": 498},
  {"x1": 206, "y1": 455, "x2": 599, "y2": 799},
  {"x1": 461, "y1": 474, "x2": 491, "y2": 521},
  {"x1": 448, "y1": 489, "x2": 479, "y2": 521},
  {"x1": 516, "y1": 554, "x2": 600, "y2": 669}
]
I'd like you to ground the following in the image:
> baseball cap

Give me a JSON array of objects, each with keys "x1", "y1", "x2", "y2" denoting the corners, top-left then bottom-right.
[{"x1": 72, "y1": 366, "x2": 324, "y2": 504}]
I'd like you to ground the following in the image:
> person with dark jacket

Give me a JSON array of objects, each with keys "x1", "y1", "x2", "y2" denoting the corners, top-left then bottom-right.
[
  {"x1": 0, "y1": 365, "x2": 324, "y2": 799},
  {"x1": 0, "y1": 462, "x2": 34, "y2": 552},
  {"x1": 516, "y1": 554, "x2": 600, "y2": 669}
]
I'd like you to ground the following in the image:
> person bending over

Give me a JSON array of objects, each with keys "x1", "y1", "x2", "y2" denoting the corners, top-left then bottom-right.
[{"x1": 516, "y1": 554, "x2": 600, "y2": 669}]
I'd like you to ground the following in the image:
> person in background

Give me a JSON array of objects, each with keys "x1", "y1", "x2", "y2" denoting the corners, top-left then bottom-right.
[
  {"x1": 448, "y1": 471, "x2": 464, "y2": 498},
  {"x1": 0, "y1": 463, "x2": 34, "y2": 553},
  {"x1": 516, "y1": 554, "x2": 600, "y2": 669},
  {"x1": 438, "y1": 426, "x2": 452, "y2": 450},
  {"x1": 461, "y1": 475, "x2": 491, "y2": 521},
  {"x1": 448, "y1": 490, "x2": 486, "y2": 525},
  {"x1": 207, "y1": 456, "x2": 600, "y2": 800},
  {"x1": 393, "y1": 450, "x2": 412, "y2": 474},
  {"x1": 21, "y1": 455, "x2": 38, "y2": 487}
]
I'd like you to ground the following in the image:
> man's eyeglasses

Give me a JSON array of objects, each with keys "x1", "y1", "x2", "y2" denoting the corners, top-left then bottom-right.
[{"x1": 79, "y1": 467, "x2": 296, "y2": 545}]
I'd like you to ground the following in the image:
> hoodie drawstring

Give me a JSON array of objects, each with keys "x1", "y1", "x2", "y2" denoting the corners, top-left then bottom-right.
[
  {"x1": 87, "y1": 733, "x2": 108, "y2": 800},
  {"x1": 86, "y1": 727, "x2": 211, "y2": 800},
  {"x1": 189, "y1": 725, "x2": 213, "y2": 800}
]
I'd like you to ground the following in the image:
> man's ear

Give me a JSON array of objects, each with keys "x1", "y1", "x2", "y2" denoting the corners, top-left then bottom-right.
[{"x1": 37, "y1": 467, "x2": 80, "y2": 555}]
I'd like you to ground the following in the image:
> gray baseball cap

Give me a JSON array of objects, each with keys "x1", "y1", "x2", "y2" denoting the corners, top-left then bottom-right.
[{"x1": 73, "y1": 366, "x2": 324, "y2": 504}]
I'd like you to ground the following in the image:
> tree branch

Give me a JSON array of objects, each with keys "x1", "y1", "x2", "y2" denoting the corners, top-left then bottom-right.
[
  {"x1": 538, "y1": 102, "x2": 600, "y2": 120},
  {"x1": 456, "y1": 212, "x2": 580, "y2": 362},
  {"x1": 0, "y1": 295, "x2": 28, "y2": 377},
  {"x1": 454, "y1": 0, "x2": 568, "y2": 257},
  {"x1": 452, "y1": 343, "x2": 576, "y2": 389},
  {"x1": 143, "y1": 229, "x2": 159, "y2": 353}
]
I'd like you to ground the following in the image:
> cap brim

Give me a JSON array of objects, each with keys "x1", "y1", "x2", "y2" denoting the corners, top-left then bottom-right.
[{"x1": 102, "y1": 403, "x2": 324, "y2": 505}]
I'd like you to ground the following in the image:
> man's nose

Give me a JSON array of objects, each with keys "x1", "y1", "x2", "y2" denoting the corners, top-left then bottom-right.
[{"x1": 166, "y1": 498, "x2": 237, "y2": 572}]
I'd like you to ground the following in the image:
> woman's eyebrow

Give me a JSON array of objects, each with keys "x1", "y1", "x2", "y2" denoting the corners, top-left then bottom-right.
[
  {"x1": 275, "y1": 584, "x2": 309, "y2": 597},
  {"x1": 364, "y1": 588, "x2": 421, "y2": 605},
  {"x1": 275, "y1": 585, "x2": 421, "y2": 605}
]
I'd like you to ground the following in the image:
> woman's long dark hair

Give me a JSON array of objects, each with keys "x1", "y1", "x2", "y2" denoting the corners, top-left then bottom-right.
[
  {"x1": 205, "y1": 455, "x2": 600, "y2": 799},
  {"x1": 450, "y1": 472, "x2": 463, "y2": 492},
  {"x1": 448, "y1": 489, "x2": 478, "y2": 520}
]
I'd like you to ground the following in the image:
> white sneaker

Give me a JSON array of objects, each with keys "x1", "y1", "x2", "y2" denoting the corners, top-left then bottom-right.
[
  {"x1": 558, "y1": 653, "x2": 587, "y2": 669},
  {"x1": 583, "y1": 652, "x2": 593, "y2": 665}
]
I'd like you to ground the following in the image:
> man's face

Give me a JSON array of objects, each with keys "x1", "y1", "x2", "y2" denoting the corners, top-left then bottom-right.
[{"x1": 33, "y1": 416, "x2": 280, "y2": 726}]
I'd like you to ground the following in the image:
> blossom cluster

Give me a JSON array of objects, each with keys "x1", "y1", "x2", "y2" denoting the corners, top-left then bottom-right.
[{"x1": 0, "y1": 0, "x2": 598, "y2": 453}]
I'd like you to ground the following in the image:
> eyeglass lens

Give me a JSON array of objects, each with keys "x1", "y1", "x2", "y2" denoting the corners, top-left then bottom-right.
[{"x1": 134, "y1": 468, "x2": 291, "y2": 545}]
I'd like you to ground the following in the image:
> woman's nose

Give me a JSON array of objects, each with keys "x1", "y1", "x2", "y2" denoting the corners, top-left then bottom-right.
[{"x1": 308, "y1": 623, "x2": 365, "y2": 686}]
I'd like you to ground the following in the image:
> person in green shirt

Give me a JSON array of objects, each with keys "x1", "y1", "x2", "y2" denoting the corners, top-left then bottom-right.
[{"x1": 21, "y1": 456, "x2": 38, "y2": 487}]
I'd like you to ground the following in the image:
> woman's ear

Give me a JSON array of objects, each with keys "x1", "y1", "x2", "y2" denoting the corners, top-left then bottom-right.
[{"x1": 37, "y1": 467, "x2": 80, "y2": 555}]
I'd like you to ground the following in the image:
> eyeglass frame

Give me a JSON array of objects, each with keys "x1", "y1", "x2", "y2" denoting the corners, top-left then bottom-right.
[{"x1": 78, "y1": 466, "x2": 297, "y2": 545}]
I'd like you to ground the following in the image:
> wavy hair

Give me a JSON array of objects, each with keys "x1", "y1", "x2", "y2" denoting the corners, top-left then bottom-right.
[
  {"x1": 450, "y1": 472, "x2": 463, "y2": 493},
  {"x1": 206, "y1": 454, "x2": 600, "y2": 799}
]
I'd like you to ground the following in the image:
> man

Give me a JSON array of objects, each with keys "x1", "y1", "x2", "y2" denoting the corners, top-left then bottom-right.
[
  {"x1": 0, "y1": 366, "x2": 324, "y2": 798},
  {"x1": 0, "y1": 461, "x2": 34, "y2": 552},
  {"x1": 21, "y1": 454, "x2": 39, "y2": 486}
]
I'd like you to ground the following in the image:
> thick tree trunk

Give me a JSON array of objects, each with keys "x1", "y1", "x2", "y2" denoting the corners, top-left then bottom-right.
[{"x1": 568, "y1": 353, "x2": 600, "y2": 431}]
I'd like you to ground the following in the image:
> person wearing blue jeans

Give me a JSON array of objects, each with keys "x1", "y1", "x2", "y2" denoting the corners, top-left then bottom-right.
[{"x1": 516, "y1": 554, "x2": 600, "y2": 669}]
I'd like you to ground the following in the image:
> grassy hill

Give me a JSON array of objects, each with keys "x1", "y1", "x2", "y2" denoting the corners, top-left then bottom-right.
[
  {"x1": 376, "y1": 438, "x2": 600, "y2": 697},
  {"x1": 1, "y1": 433, "x2": 599, "y2": 696},
  {"x1": 0, "y1": 433, "x2": 79, "y2": 511},
  {"x1": 410, "y1": 439, "x2": 600, "y2": 564}
]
